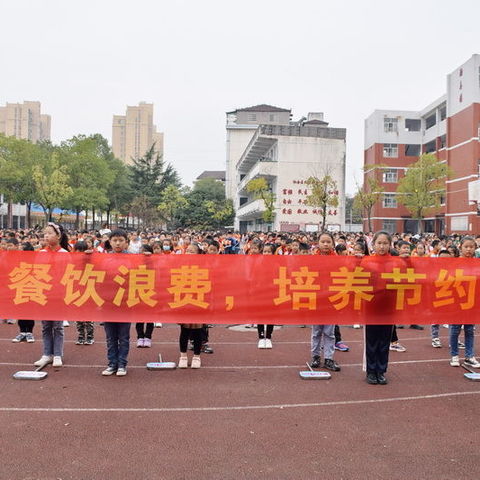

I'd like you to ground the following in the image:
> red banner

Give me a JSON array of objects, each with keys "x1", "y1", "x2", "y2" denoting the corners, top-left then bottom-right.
[{"x1": 0, "y1": 251, "x2": 479, "y2": 324}]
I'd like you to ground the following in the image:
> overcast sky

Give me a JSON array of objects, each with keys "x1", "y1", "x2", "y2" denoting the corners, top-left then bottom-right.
[{"x1": 1, "y1": 0, "x2": 479, "y2": 194}]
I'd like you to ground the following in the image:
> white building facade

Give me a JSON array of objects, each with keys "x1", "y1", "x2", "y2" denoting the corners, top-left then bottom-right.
[{"x1": 226, "y1": 105, "x2": 346, "y2": 233}]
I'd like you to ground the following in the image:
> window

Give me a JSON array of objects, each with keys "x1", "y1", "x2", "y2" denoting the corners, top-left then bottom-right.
[
  {"x1": 405, "y1": 119, "x2": 421, "y2": 132},
  {"x1": 425, "y1": 113, "x2": 436, "y2": 129},
  {"x1": 424, "y1": 140, "x2": 436, "y2": 154},
  {"x1": 405, "y1": 144, "x2": 421, "y2": 156},
  {"x1": 440, "y1": 106, "x2": 447, "y2": 121},
  {"x1": 439, "y1": 135, "x2": 447, "y2": 149},
  {"x1": 383, "y1": 194, "x2": 397, "y2": 208},
  {"x1": 269, "y1": 114, "x2": 276, "y2": 122},
  {"x1": 383, "y1": 169, "x2": 398, "y2": 183},
  {"x1": 383, "y1": 144, "x2": 398, "y2": 158},
  {"x1": 382, "y1": 220, "x2": 396, "y2": 233},
  {"x1": 384, "y1": 117, "x2": 398, "y2": 133},
  {"x1": 247, "y1": 113, "x2": 257, "y2": 122}
]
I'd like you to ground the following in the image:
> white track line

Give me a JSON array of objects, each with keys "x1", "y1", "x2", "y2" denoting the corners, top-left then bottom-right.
[
  {"x1": 1, "y1": 391, "x2": 479, "y2": 413},
  {"x1": 0, "y1": 358, "x2": 457, "y2": 370}
]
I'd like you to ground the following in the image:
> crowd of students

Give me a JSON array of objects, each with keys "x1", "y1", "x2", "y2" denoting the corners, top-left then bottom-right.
[{"x1": 2, "y1": 224, "x2": 480, "y2": 384}]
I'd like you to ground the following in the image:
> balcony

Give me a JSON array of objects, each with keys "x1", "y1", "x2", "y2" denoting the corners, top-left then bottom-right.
[
  {"x1": 236, "y1": 199, "x2": 267, "y2": 220},
  {"x1": 237, "y1": 160, "x2": 277, "y2": 193},
  {"x1": 236, "y1": 129, "x2": 277, "y2": 172}
]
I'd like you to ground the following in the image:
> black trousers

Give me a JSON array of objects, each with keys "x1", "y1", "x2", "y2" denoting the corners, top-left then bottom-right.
[
  {"x1": 365, "y1": 325, "x2": 393, "y2": 374},
  {"x1": 257, "y1": 325, "x2": 274, "y2": 339},
  {"x1": 18, "y1": 320, "x2": 34, "y2": 333},
  {"x1": 136, "y1": 323, "x2": 154, "y2": 339},
  {"x1": 180, "y1": 327, "x2": 202, "y2": 355},
  {"x1": 334, "y1": 325, "x2": 341, "y2": 343}
]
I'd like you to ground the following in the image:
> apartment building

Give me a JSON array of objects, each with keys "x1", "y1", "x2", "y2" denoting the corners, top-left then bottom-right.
[
  {"x1": 226, "y1": 105, "x2": 346, "y2": 233},
  {"x1": 0, "y1": 101, "x2": 51, "y2": 142},
  {"x1": 112, "y1": 102, "x2": 164, "y2": 164},
  {"x1": 364, "y1": 54, "x2": 480, "y2": 234}
]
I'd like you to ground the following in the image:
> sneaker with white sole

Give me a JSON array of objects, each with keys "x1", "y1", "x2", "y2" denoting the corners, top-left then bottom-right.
[
  {"x1": 191, "y1": 356, "x2": 201, "y2": 369},
  {"x1": 34, "y1": 355, "x2": 53, "y2": 367},
  {"x1": 63, "y1": 321, "x2": 70, "y2": 327},
  {"x1": 154, "y1": 323, "x2": 162, "y2": 328},
  {"x1": 258, "y1": 338, "x2": 266, "y2": 349},
  {"x1": 353, "y1": 324, "x2": 361, "y2": 329},
  {"x1": 264, "y1": 338, "x2": 273, "y2": 349},
  {"x1": 143, "y1": 338, "x2": 152, "y2": 348},
  {"x1": 84, "y1": 338, "x2": 94, "y2": 345},
  {"x1": 116, "y1": 367, "x2": 127, "y2": 376},
  {"x1": 25, "y1": 333, "x2": 35, "y2": 343},
  {"x1": 136, "y1": 338, "x2": 145, "y2": 348},
  {"x1": 178, "y1": 356, "x2": 188, "y2": 368},
  {"x1": 432, "y1": 338, "x2": 442, "y2": 348},
  {"x1": 450, "y1": 355, "x2": 460, "y2": 367},
  {"x1": 464, "y1": 357, "x2": 480, "y2": 368},
  {"x1": 389, "y1": 342, "x2": 406, "y2": 352},
  {"x1": 12, "y1": 333, "x2": 26, "y2": 343},
  {"x1": 458, "y1": 341, "x2": 466, "y2": 349},
  {"x1": 102, "y1": 366, "x2": 117, "y2": 376},
  {"x1": 52, "y1": 356, "x2": 63, "y2": 367}
]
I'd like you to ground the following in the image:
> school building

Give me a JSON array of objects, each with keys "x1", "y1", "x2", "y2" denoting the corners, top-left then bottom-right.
[
  {"x1": 364, "y1": 54, "x2": 480, "y2": 235},
  {"x1": 226, "y1": 105, "x2": 346, "y2": 233}
]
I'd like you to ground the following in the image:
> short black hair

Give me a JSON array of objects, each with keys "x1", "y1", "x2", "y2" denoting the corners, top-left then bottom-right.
[{"x1": 109, "y1": 229, "x2": 128, "y2": 240}]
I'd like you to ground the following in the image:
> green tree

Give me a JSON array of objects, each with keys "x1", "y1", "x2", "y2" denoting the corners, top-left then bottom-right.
[
  {"x1": 345, "y1": 195, "x2": 363, "y2": 226},
  {"x1": 158, "y1": 185, "x2": 188, "y2": 229},
  {"x1": 397, "y1": 153, "x2": 451, "y2": 233},
  {"x1": 246, "y1": 177, "x2": 275, "y2": 224},
  {"x1": 33, "y1": 149, "x2": 72, "y2": 222},
  {"x1": 129, "y1": 145, "x2": 181, "y2": 227},
  {"x1": 304, "y1": 175, "x2": 339, "y2": 231},
  {"x1": 105, "y1": 156, "x2": 133, "y2": 227},
  {"x1": 0, "y1": 135, "x2": 39, "y2": 227},
  {"x1": 62, "y1": 135, "x2": 115, "y2": 229},
  {"x1": 353, "y1": 176, "x2": 384, "y2": 232}
]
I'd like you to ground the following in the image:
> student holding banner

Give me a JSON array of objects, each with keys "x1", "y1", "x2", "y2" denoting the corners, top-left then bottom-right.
[
  {"x1": 101, "y1": 229, "x2": 132, "y2": 377},
  {"x1": 34, "y1": 223, "x2": 70, "y2": 368},
  {"x1": 364, "y1": 231, "x2": 394, "y2": 385}
]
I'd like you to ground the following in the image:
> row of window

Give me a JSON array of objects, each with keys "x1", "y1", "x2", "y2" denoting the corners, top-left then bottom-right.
[
  {"x1": 384, "y1": 108, "x2": 446, "y2": 133},
  {"x1": 381, "y1": 193, "x2": 445, "y2": 208},
  {"x1": 382, "y1": 138, "x2": 446, "y2": 158}
]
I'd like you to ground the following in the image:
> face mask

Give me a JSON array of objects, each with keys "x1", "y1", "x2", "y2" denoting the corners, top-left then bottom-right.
[{"x1": 163, "y1": 245, "x2": 171, "y2": 251}]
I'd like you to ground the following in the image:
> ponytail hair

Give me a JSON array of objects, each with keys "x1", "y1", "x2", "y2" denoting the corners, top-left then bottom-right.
[{"x1": 47, "y1": 222, "x2": 71, "y2": 251}]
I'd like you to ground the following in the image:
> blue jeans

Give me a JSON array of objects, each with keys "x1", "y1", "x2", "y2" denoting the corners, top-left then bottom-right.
[
  {"x1": 431, "y1": 324, "x2": 440, "y2": 338},
  {"x1": 41, "y1": 320, "x2": 64, "y2": 357},
  {"x1": 104, "y1": 322, "x2": 131, "y2": 368},
  {"x1": 449, "y1": 325, "x2": 474, "y2": 358}
]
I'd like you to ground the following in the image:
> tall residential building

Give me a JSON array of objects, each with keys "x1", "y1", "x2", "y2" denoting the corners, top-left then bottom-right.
[
  {"x1": 112, "y1": 102, "x2": 164, "y2": 164},
  {"x1": 364, "y1": 54, "x2": 480, "y2": 234},
  {"x1": 226, "y1": 105, "x2": 346, "y2": 233},
  {"x1": 0, "y1": 101, "x2": 51, "y2": 142}
]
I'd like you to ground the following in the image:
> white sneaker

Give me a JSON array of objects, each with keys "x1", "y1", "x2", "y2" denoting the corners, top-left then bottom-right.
[
  {"x1": 450, "y1": 355, "x2": 460, "y2": 367},
  {"x1": 264, "y1": 338, "x2": 273, "y2": 349},
  {"x1": 154, "y1": 323, "x2": 162, "y2": 328},
  {"x1": 102, "y1": 366, "x2": 117, "y2": 376},
  {"x1": 52, "y1": 356, "x2": 63, "y2": 367},
  {"x1": 116, "y1": 367, "x2": 127, "y2": 376},
  {"x1": 62, "y1": 321, "x2": 70, "y2": 327},
  {"x1": 178, "y1": 356, "x2": 188, "y2": 369},
  {"x1": 12, "y1": 333, "x2": 26, "y2": 343},
  {"x1": 34, "y1": 355, "x2": 53, "y2": 367},
  {"x1": 258, "y1": 339, "x2": 266, "y2": 349},
  {"x1": 432, "y1": 338, "x2": 442, "y2": 348},
  {"x1": 353, "y1": 324, "x2": 361, "y2": 329},
  {"x1": 465, "y1": 357, "x2": 480, "y2": 368},
  {"x1": 191, "y1": 356, "x2": 201, "y2": 369}
]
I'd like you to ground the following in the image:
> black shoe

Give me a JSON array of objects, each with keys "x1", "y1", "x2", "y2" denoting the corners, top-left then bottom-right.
[
  {"x1": 409, "y1": 325, "x2": 424, "y2": 330},
  {"x1": 396, "y1": 325, "x2": 405, "y2": 329},
  {"x1": 324, "y1": 358, "x2": 341, "y2": 372},
  {"x1": 310, "y1": 356, "x2": 321, "y2": 368},
  {"x1": 202, "y1": 344, "x2": 214, "y2": 354},
  {"x1": 377, "y1": 373, "x2": 388, "y2": 385},
  {"x1": 366, "y1": 373, "x2": 378, "y2": 384},
  {"x1": 75, "y1": 338, "x2": 85, "y2": 345}
]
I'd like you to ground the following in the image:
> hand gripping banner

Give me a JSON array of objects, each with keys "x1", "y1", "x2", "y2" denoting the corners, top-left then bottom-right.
[{"x1": 1, "y1": 251, "x2": 479, "y2": 325}]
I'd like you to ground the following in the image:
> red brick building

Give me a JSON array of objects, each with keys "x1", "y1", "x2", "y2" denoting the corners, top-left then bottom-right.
[{"x1": 364, "y1": 54, "x2": 480, "y2": 234}]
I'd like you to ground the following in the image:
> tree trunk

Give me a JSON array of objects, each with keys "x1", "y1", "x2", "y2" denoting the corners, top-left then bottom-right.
[
  {"x1": 75, "y1": 209, "x2": 80, "y2": 230},
  {"x1": 84, "y1": 209, "x2": 88, "y2": 230},
  {"x1": 48, "y1": 208, "x2": 53, "y2": 222},
  {"x1": 26, "y1": 202, "x2": 32, "y2": 229},
  {"x1": 92, "y1": 207, "x2": 96, "y2": 230},
  {"x1": 7, "y1": 201, "x2": 12, "y2": 228}
]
